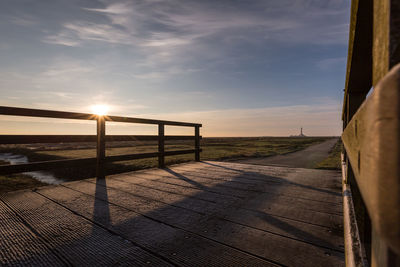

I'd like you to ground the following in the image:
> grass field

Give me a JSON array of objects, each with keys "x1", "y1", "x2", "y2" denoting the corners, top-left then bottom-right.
[
  {"x1": 315, "y1": 139, "x2": 342, "y2": 170},
  {"x1": 0, "y1": 136, "x2": 336, "y2": 193}
]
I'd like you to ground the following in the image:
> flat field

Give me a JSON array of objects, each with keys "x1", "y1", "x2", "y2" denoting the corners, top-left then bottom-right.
[{"x1": 0, "y1": 136, "x2": 337, "y2": 192}]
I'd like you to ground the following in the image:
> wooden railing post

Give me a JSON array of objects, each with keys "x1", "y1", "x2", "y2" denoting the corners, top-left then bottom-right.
[
  {"x1": 158, "y1": 123, "x2": 165, "y2": 168},
  {"x1": 96, "y1": 116, "x2": 106, "y2": 178},
  {"x1": 195, "y1": 126, "x2": 200, "y2": 161}
]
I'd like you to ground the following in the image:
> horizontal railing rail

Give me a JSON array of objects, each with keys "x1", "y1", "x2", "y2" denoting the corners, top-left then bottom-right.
[
  {"x1": 0, "y1": 134, "x2": 202, "y2": 144},
  {"x1": 0, "y1": 106, "x2": 201, "y2": 127},
  {"x1": 0, "y1": 106, "x2": 202, "y2": 177}
]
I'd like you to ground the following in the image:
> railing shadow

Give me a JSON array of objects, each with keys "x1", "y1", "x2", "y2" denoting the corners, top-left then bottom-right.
[
  {"x1": 201, "y1": 161, "x2": 341, "y2": 197},
  {"x1": 16, "y1": 161, "x2": 344, "y2": 265},
  {"x1": 92, "y1": 175, "x2": 110, "y2": 231}
]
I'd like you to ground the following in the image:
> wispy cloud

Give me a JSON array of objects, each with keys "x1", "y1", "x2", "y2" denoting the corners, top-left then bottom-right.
[
  {"x1": 9, "y1": 15, "x2": 38, "y2": 26},
  {"x1": 316, "y1": 57, "x2": 346, "y2": 70},
  {"x1": 45, "y1": 0, "x2": 348, "y2": 49},
  {"x1": 132, "y1": 99, "x2": 342, "y2": 136}
]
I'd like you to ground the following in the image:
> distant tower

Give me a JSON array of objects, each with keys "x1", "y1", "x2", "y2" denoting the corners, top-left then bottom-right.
[{"x1": 299, "y1": 127, "x2": 305, "y2": 137}]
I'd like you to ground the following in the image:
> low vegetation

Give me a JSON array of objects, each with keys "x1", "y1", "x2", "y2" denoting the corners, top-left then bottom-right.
[
  {"x1": 0, "y1": 174, "x2": 47, "y2": 194},
  {"x1": 315, "y1": 139, "x2": 342, "y2": 170},
  {"x1": 0, "y1": 137, "x2": 332, "y2": 192}
]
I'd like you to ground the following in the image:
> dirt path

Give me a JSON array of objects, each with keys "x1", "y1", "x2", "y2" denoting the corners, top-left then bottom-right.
[{"x1": 229, "y1": 138, "x2": 339, "y2": 168}]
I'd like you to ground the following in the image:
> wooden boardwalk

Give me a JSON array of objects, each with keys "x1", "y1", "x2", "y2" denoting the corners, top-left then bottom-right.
[{"x1": 0, "y1": 161, "x2": 344, "y2": 266}]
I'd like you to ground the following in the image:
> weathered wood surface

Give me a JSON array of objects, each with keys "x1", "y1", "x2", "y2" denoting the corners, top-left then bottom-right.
[
  {"x1": 342, "y1": 64, "x2": 400, "y2": 255},
  {"x1": 0, "y1": 106, "x2": 201, "y2": 127},
  {"x1": 0, "y1": 161, "x2": 344, "y2": 266},
  {"x1": 342, "y1": 0, "x2": 372, "y2": 120},
  {"x1": 0, "y1": 134, "x2": 200, "y2": 144},
  {"x1": 373, "y1": 0, "x2": 400, "y2": 85}
]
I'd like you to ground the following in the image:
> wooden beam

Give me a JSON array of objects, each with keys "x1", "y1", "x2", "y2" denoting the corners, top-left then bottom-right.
[
  {"x1": 96, "y1": 116, "x2": 106, "y2": 178},
  {"x1": 0, "y1": 135, "x2": 201, "y2": 144},
  {"x1": 195, "y1": 126, "x2": 200, "y2": 161},
  {"x1": 106, "y1": 115, "x2": 201, "y2": 127},
  {"x1": 158, "y1": 124, "x2": 165, "y2": 168},
  {"x1": 0, "y1": 106, "x2": 202, "y2": 127},
  {"x1": 342, "y1": 0, "x2": 373, "y2": 121},
  {"x1": 342, "y1": 64, "x2": 400, "y2": 254},
  {"x1": 164, "y1": 149, "x2": 202, "y2": 156},
  {"x1": 0, "y1": 157, "x2": 97, "y2": 175},
  {"x1": 343, "y1": 182, "x2": 369, "y2": 267},
  {"x1": 105, "y1": 152, "x2": 159, "y2": 162},
  {"x1": 373, "y1": 0, "x2": 400, "y2": 85}
]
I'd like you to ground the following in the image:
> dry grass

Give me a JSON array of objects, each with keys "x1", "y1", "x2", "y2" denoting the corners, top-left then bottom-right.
[{"x1": 315, "y1": 139, "x2": 342, "y2": 170}]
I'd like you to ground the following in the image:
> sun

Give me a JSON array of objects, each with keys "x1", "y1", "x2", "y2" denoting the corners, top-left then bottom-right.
[{"x1": 91, "y1": 104, "x2": 109, "y2": 116}]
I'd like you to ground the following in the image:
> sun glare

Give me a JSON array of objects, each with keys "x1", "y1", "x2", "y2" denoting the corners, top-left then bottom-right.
[{"x1": 91, "y1": 104, "x2": 109, "y2": 116}]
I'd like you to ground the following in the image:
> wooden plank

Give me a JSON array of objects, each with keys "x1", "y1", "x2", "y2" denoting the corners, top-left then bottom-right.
[
  {"x1": 342, "y1": 64, "x2": 400, "y2": 254},
  {"x1": 0, "y1": 150, "x2": 200, "y2": 175},
  {"x1": 115, "y1": 170, "x2": 342, "y2": 205},
  {"x1": 165, "y1": 149, "x2": 202, "y2": 156},
  {"x1": 0, "y1": 200, "x2": 66, "y2": 265},
  {"x1": 39, "y1": 182, "x2": 276, "y2": 266},
  {"x1": 141, "y1": 169, "x2": 343, "y2": 214},
  {"x1": 113, "y1": 161, "x2": 343, "y2": 215},
  {"x1": 0, "y1": 135, "x2": 201, "y2": 144},
  {"x1": 0, "y1": 106, "x2": 96, "y2": 121},
  {"x1": 96, "y1": 116, "x2": 105, "y2": 178},
  {"x1": 176, "y1": 161, "x2": 342, "y2": 187},
  {"x1": 0, "y1": 191, "x2": 172, "y2": 266},
  {"x1": 170, "y1": 164, "x2": 342, "y2": 201},
  {"x1": 373, "y1": 0, "x2": 400, "y2": 85},
  {"x1": 342, "y1": 0, "x2": 373, "y2": 120},
  {"x1": 101, "y1": 174, "x2": 344, "y2": 250},
  {"x1": 176, "y1": 165, "x2": 342, "y2": 192},
  {"x1": 195, "y1": 126, "x2": 200, "y2": 161},
  {"x1": 158, "y1": 124, "x2": 165, "y2": 168},
  {"x1": 106, "y1": 152, "x2": 159, "y2": 162},
  {"x1": 0, "y1": 157, "x2": 97, "y2": 175},
  {"x1": 61, "y1": 177, "x2": 344, "y2": 266},
  {"x1": 0, "y1": 105, "x2": 202, "y2": 127},
  {"x1": 371, "y1": 227, "x2": 400, "y2": 267},
  {"x1": 343, "y1": 183, "x2": 369, "y2": 267},
  {"x1": 113, "y1": 171, "x2": 342, "y2": 228},
  {"x1": 0, "y1": 162, "x2": 345, "y2": 266},
  {"x1": 106, "y1": 115, "x2": 201, "y2": 127}
]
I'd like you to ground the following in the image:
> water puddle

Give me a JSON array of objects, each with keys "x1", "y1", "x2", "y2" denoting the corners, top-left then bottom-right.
[{"x1": 0, "y1": 153, "x2": 65, "y2": 184}]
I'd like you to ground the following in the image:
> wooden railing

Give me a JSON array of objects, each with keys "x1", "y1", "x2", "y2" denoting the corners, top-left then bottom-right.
[
  {"x1": 341, "y1": 0, "x2": 400, "y2": 266},
  {"x1": 0, "y1": 106, "x2": 202, "y2": 177}
]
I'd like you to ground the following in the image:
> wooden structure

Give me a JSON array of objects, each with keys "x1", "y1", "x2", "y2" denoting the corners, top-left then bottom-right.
[
  {"x1": 0, "y1": 161, "x2": 344, "y2": 266},
  {"x1": 0, "y1": 106, "x2": 202, "y2": 176},
  {"x1": 341, "y1": 0, "x2": 400, "y2": 266}
]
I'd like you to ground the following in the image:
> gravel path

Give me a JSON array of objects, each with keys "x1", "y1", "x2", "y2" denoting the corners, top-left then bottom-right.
[{"x1": 229, "y1": 138, "x2": 339, "y2": 168}]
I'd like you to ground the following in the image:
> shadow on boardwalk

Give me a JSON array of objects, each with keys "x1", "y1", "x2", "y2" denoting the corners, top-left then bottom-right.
[{"x1": 1, "y1": 161, "x2": 344, "y2": 266}]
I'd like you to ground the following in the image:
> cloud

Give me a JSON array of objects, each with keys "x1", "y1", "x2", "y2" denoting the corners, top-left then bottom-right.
[
  {"x1": 9, "y1": 15, "x2": 38, "y2": 26},
  {"x1": 44, "y1": 32, "x2": 81, "y2": 47},
  {"x1": 45, "y1": 0, "x2": 348, "y2": 49},
  {"x1": 131, "y1": 99, "x2": 342, "y2": 136},
  {"x1": 316, "y1": 57, "x2": 346, "y2": 70},
  {"x1": 38, "y1": 0, "x2": 349, "y2": 84}
]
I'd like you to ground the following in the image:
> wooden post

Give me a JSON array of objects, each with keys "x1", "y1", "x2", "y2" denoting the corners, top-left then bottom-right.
[
  {"x1": 96, "y1": 116, "x2": 106, "y2": 178},
  {"x1": 373, "y1": 0, "x2": 400, "y2": 86},
  {"x1": 158, "y1": 123, "x2": 165, "y2": 168},
  {"x1": 195, "y1": 126, "x2": 200, "y2": 162}
]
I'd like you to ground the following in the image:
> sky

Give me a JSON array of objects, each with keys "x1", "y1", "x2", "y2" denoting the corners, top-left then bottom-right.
[{"x1": 0, "y1": 0, "x2": 350, "y2": 136}]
